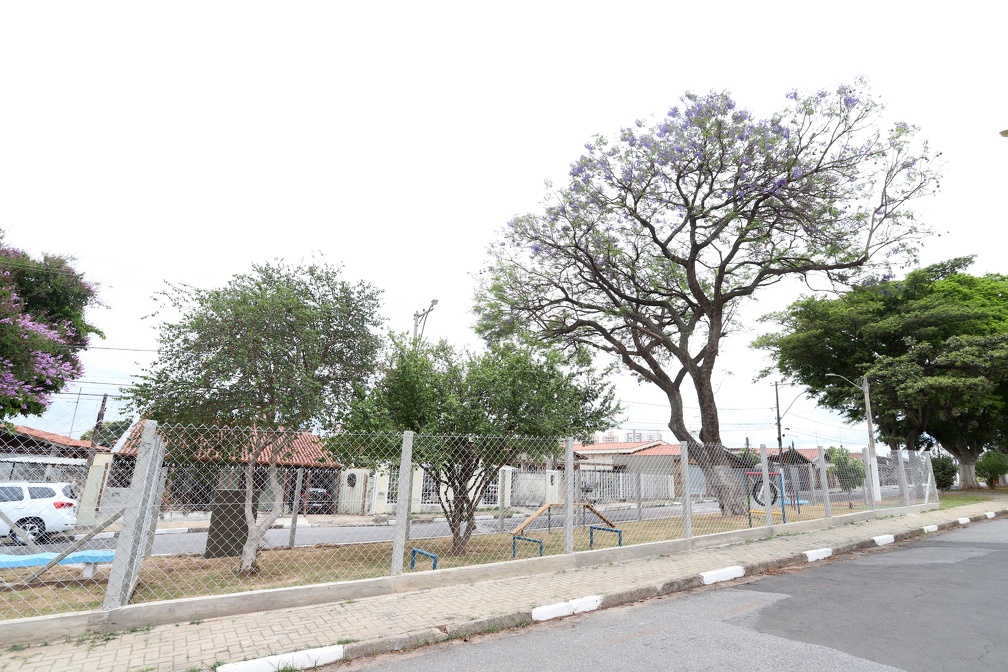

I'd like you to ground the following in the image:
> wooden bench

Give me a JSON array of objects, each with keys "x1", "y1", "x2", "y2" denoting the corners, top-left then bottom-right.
[{"x1": 0, "y1": 549, "x2": 115, "y2": 579}]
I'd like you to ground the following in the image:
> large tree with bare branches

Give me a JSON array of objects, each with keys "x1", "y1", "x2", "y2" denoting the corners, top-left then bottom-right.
[{"x1": 476, "y1": 81, "x2": 940, "y2": 514}]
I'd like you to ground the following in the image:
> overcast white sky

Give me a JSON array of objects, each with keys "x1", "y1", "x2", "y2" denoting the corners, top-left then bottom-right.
[{"x1": 2, "y1": 2, "x2": 1005, "y2": 450}]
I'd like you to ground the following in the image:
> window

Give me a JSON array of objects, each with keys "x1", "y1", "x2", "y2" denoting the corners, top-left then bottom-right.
[
  {"x1": 0, "y1": 486, "x2": 24, "y2": 503},
  {"x1": 421, "y1": 469, "x2": 439, "y2": 505},
  {"x1": 386, "y1": 469, "x2": 398, "y2": 504},
  {"x1": 28, "y1": 486, "x2": 56, "y2": 499},
  {"x1": 482, "y1": 479, "x2": 499, "y2": 506}
]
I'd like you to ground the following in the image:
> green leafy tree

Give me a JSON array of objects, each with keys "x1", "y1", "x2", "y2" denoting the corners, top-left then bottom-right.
[
  {"x1": 476, "y1": 81, "x2": 939, "y2": 515},
  {"x1": 336, "y1": 337, "x2": 621, "y2": 555},
  {"x1": 930, "y1": 454, "x2": 959, "y2": 492},
  {"x1": 826, "y1": 446, "x2": 866, "y2": 509},
  {"x1": 974, "y1": 451, "x2": 1008, "y2": 489},
  {"x1": 1, "y1": 231, "x2": 103, "y2": 419},
  {"x1": 127, "y1": 260, "x2": 383, "y2": 572},
  {"x1": 755, "y1": 259, "x2": 1008, "y2": 488},
  {"x1": 80, "y1": 419, "x2": 135, "y2": 448}
]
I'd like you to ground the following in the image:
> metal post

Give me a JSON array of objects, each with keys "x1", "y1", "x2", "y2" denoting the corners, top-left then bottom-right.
[
  {"x1": 681, "y1": 442, "x2": 692, "y2": 539},
  {"x1": 817, "y1": 446, "x2": 832, "y2": 519},
  {"x1": 759, "y1": 444, "x2": 773, "y2": 528},
  {"x1": 563, "y1": 437, "x2": 574, "y2": 554},
  {"x1": 289, "y1": 467, "x2": 304, "y2": 548},
  {"x1": 390, "y1": 431, "x2": 414, "y2": 577},
  {"x1": 103, "y1": 420, "x2": 165, "y2": 609}
]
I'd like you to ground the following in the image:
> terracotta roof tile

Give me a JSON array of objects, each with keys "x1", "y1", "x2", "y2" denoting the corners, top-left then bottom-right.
[
  {"x1": 116, "y1": 420, "x2": 341, "y2": 469},
  {"x1": 10, "y1": 425, "x2": 111, "y2": 452}
]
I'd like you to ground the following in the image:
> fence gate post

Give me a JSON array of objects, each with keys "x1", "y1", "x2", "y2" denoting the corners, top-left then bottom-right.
[
  {"x1": 681, "y1": 442, "x2": 692, "y2": 539},
  {"x1": 563, "y1": 437, "x2": 574, "y2": 554},
  {"x1": 759, "y1": 445, "x2": 773, "y2": 529},
  {"x1": 816, "y1": 446, "x2": 832, "y2": 519},
  {"x1": 390, "y1": 431, "x2": 414, "y2": 577},
  {"x1": 103, "y1": 420, "x2": 166, "y2": 610}
]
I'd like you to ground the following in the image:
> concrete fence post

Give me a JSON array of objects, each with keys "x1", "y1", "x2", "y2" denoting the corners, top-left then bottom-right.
[
  {"x1": 817, "y1": 446, "x2": 832, "y2": 519},
  {"x1": 759, "y1": 444, "x2": 773, "y2": 529},
  {"x1": 390, "y1": 431, "x2": 414, "y2": 577},
  {"x1": 563, "y1": 437, "x2": 574, "y2": 554},
  {"x1": 497, "y1": 466, "x2": 506, "y2": 534},
  {"x1": 103, "y1": 420, "x2": 166, "y2": 609},
  {"x1": 288, "y1": 467, "x2": 304, "y2": 548},
  {"x1": 895, "y1": 447, "x2": 910, "y2": 506},
  {"x1": 681, "y1": 442, "x2": 692, "y2": 539}
]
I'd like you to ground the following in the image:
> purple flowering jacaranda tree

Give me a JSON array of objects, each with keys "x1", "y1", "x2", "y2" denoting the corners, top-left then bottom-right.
[
  {"x1": 476, "y1": 81, "x2": 941, "y2": 515},
  {"x1": 0, "y1": 231, "x2": 102, "y2": 421}
]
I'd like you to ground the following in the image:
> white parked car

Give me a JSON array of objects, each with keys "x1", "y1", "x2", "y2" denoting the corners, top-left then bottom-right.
[{"x1": 0, "y1": 481, "x2": 78, "y2": 545}]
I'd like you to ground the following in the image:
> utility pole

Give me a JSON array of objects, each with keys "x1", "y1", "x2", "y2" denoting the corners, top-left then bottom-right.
[
  {"x1": 88, "y1": 394, "x2": 108, "y2": 451},
  {"x1": 775, "y1": 382, "x2": 784, "y2": 453}
]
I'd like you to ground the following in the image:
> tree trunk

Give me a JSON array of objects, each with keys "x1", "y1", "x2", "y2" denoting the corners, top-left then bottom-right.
[
  {"x1": 239, "y1": 460, "x2": 285, "y2": 573},
  {"x1": 959, "y1": 461, "x2": 981, "y2": 489},
  {"x1": 692, "y1": 372, "x2": 747, "y2": 516},
  {"x1": 693, "y1": 446, "x2": 748, "y2": 515}
]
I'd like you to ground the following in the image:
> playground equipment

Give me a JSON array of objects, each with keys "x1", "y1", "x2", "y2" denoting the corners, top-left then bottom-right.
[{"x1": 510, "y1": 502, "x2": 620, "y2": 554}]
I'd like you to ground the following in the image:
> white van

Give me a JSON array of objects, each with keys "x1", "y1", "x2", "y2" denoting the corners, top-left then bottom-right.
[{"x1": 0, "y1": 481, "x2": 78, "y2": 545}]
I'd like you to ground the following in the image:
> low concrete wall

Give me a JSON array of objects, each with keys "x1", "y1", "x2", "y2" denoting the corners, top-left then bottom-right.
[{"x1": 0, "y1": 501, "x2": 940, "y2": 645}]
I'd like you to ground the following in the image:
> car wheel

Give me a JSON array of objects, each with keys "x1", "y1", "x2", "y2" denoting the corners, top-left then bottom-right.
[{"x1": 12, "y1": 518, "x2": 46, "y2": 546}]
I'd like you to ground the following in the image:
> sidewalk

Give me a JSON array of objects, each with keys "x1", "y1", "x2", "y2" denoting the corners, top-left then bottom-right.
[{"x1": 4, "y1": 498, "x2": 1006, "y2": 672}]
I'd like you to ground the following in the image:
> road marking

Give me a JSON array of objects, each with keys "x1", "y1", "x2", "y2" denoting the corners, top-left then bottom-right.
[
  {"x1": 957, "y1": 517, "x2": 970, "y2": 525},
  {"x1": 216, "y1": 645, "x2": 344, "y2": 672},
  {"x1": 873, "y1": 535, "x2": 895, "y2": 546},
  {"x1": 803, "y1": 548, "x2": 833, "y2": 562},
  {"x1": 985, "y1": 512, "x2": 995, "y2": 519},
  {"x1": 699, "y1": 566, "x2": 745, "y2": 585},
  {"x1": 922, "y1": 525, "x2": 938, "y2": 533}
]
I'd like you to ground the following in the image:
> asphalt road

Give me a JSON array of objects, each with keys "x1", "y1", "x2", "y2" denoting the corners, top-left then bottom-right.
[{"x1": 333, "y1": 518, "x2": 1008, "y2": 672}]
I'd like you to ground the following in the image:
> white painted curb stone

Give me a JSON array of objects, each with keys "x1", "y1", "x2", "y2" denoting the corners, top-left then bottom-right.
[
  {"x1": 532, "y1": 595, "x2": 603, "y2": 621},
  {"x1": 216, "y1": 645, "x2": 344, "y2": 672},
  {"x1": 986, "y1": 512, "x2": 996, "y2": 519},
  {"x1": 804, "y1": 548, "x2": 833, "y2": 562},
  {"x1": 957, "y1": 517, "x2": 970, "y2": 525},
  {"x1": 922, "y1": 525, "x2": 938, "y2": 533},
  {"x1": 873, "y1": 534, "x2": 895, "y2": 546},
  {"x1": 699, "y1": 566, "x2": 744, "y2": 585},
  {"x1": 569, "y1": 595, "x2": 603, "y2": 614}
]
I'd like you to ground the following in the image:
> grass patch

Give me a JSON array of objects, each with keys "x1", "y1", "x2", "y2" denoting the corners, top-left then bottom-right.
[{"x1": 938, "y1": 490, "x2": 994, "y2": 509}]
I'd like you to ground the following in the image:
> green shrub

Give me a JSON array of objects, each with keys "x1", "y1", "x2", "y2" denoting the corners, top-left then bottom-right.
[
  {"x1": 930, "y1": 454, "x2": 959, "y2": 491},
  {"x1": 975, "y1": 451, "x2": 1008, "y2": 489}
]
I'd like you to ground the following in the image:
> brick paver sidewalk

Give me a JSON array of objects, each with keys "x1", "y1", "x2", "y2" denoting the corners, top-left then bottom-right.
[{"x1": 3, "y1": 500, "x2": 1005, "y2": 672}]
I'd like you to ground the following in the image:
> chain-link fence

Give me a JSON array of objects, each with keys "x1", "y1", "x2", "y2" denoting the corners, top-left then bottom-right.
[{"x1": 1, "y1": 421, "x2": 940, "y2": 622}]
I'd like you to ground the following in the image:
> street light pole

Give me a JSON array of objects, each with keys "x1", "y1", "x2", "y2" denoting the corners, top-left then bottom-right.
[
  {"x1": 825, "y1": 373, "x2": 882, "y2": 503},
  {"x1": 413, "y1": 299, "x2": 438, "y2": 342}
]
